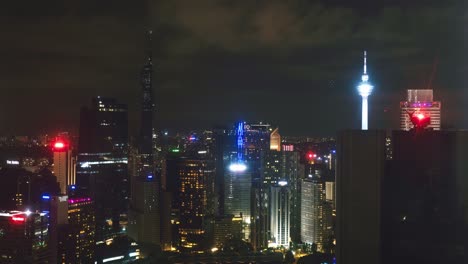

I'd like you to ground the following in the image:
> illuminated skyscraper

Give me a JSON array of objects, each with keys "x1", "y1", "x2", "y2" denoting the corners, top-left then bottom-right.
[
  {"x1": 300, "y1": 165, "x2": 333, "y2": 253},
  {"x1": 52, "y1": 136, "x2": 76, "y2": 194},
  {"x1": 400, "y1": 89, "x2": 441, "y2": 130},
  {"x1": 263, "y1": 148, "x2": 302, "y2": 243},
  {"x1": 270, "y1": 181, "x2": 290, "y2": 248},
  {"x1": 357, "y1": 51, "x2": 374, "y2": 130},
  {"x1": 225, "y1": 122, "x2": 252, "y2": 240},
  {"x1": 57, "y1": 197, "x2": 95, "y2": 263},
  {"x1": 177, "y1": 158, "x2": 215, "y2": 250},
  {"x1": 77, "y1": 97, "x2": 128, "y2": 241},
  {"x1": 224, "y1": 169, "x2": 252, "y2": 240},
  {"x1": 270, "y1": 128, "x2": 281, "y2": 151}
]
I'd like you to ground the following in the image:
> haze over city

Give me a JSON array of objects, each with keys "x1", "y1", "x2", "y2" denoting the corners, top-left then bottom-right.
[{"x1": 1, "y1": 0, "x2": 465, "y2": 135}]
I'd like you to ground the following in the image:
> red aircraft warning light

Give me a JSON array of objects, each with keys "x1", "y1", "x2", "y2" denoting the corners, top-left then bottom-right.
[
  {"x1": 306, "y1": 151, "x2": 316, "y2": 162},
  {"x1": 52, "y1": 140, "x2": 67, "y2": 151},
  {"x1": 409, "y1": 111, "x2": 431, "y2": 129}
]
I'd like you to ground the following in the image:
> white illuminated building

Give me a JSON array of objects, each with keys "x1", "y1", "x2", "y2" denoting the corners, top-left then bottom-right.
[
  {"x1": 225, "y1": 164, "x2": 252, "y2": 240},
  {"x1": 357, "y1": 51, "x2": 374, "y2": 130},
  {"x1": 270, "y1": 180, "x2": 290, "y2": 248}
]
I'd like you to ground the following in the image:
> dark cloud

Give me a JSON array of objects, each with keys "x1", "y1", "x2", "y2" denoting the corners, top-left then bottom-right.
[{"x1": 0, "y1": 0, "x2": 465, "y2": 136}]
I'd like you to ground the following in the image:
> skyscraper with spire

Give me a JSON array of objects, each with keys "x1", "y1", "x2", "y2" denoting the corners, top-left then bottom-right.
[
  {"x1": 357, "y1": 51, "x2": 374, "y2": 130},
  {"x1": 140, "y1": 29, "x2": 155, "y2": 159},
  {"x1": 128, "y1": 29, "x2": 160, "y2": 247}
]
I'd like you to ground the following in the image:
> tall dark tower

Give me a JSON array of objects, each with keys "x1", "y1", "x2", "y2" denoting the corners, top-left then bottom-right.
[
  {"x1": 128, "y1": 29, "x2": 161, "y2": 247},
  {"x1": 139, "y1": 29, "x2": 155, "y2": 159}
]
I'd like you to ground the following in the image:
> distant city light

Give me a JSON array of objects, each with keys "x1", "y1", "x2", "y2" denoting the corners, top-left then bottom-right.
[
  {"x1": 278, "y1": 181, "x2": 288, "y2": 186},
  {"x1": 171, "y1": 148, "x2": 180, "y2": 153},
  {"x1": 198, "y1": 150, "x2": 207, "y2": 154},
  {"x1": 103, "y1": 256, "x2": 124, "y2": 263},
  {"x1": 229, "y1": 163, "x2": 247, "y2": 172},
  {"x1": 69, "y1": 198, "x2": 91, "y2": 204},
  {"x1": 80, "y1": 159, "x2": 128, "y2": 168},
  {"x1": 42, "y1": 195, "x2": 50, "y2": 200},
  {"x1": 70, "y1": 185, "x2": 76, "y2": 190},
  {"x1": 147, "y1": 175, "x2": 153, "y2": 179},
  {"x1": 25, "y1": 210, "x2": 32, "y2": 216}
]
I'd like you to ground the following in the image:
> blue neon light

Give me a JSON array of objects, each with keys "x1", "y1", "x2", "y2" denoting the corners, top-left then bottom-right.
[
  {"x1": 237, "y1": 122, "x2": 244, "y2": 162},
  {"x1": 147, "y1": 175, "x2": 153, "y2": 179},
  {"x1": 42, "y1": 195, "x2": 50, "y2": 200},
  {"x1": 70, "y1": 185, "x2": 76, "y2": 190}
]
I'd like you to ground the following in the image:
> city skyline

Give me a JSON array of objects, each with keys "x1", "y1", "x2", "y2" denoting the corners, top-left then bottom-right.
[
  {"x1": 0, "y1": 0, "x2": 465, "y2": 136},
  {"x1": 3, "y1": 1, "x2": 467, "y2": 263}
]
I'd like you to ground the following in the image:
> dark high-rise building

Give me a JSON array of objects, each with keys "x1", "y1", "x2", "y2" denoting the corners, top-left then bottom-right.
[
  {"x1": 127, "y1": 174, "x2": 160, "y2": 247},
  {"x1": 128, "y1": 30, "x2": 159, "y2": 249},
  {"x1": 213, "y1": 127, "x2": 228, "y2": 216},
  {"x1": 337, "y1": 130, "x2": 468, "y2": 264},
  {"x1": 213, "y1": 216, "x2": 243, "y2": 248},
  {"x1": 77, "y1": 97, "x2": 128, "y2": 241},
  {"x1": 0, "y1": 210, "x2": 50, "y2": 263},
  {"x1": 139, "y1": 29, "x2": 155, "y2": 159}
]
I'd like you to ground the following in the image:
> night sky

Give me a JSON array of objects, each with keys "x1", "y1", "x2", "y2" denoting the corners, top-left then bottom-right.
[{"x1": 1, "y1": 0, "x2": 466, "y2": 136}]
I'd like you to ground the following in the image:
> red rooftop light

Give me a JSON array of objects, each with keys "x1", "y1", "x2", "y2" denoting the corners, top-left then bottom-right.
[
  {"x1": 409, "y1": 111, "x2": 431, "y2": 129},
  {"x1": 11, "y1": 216, "x2": 25, "y2": 222},
  {"x1": 52, "y1": 140, "x2": 67, "y2": 151},
  {"x1": 54, "y1": 142, "x2": 65, "y2": 149}
]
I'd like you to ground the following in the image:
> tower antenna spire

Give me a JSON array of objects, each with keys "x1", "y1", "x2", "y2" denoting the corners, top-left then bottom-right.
[
  {"x1": 363, "y1": 50, "x2": 367, "y2": 75},
  {"x1": 357, "y1": 50, "x2": 374, "y2": 130},
  {"x1": 145, "y1": 29, "x2": 153, "y2": 63}
]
